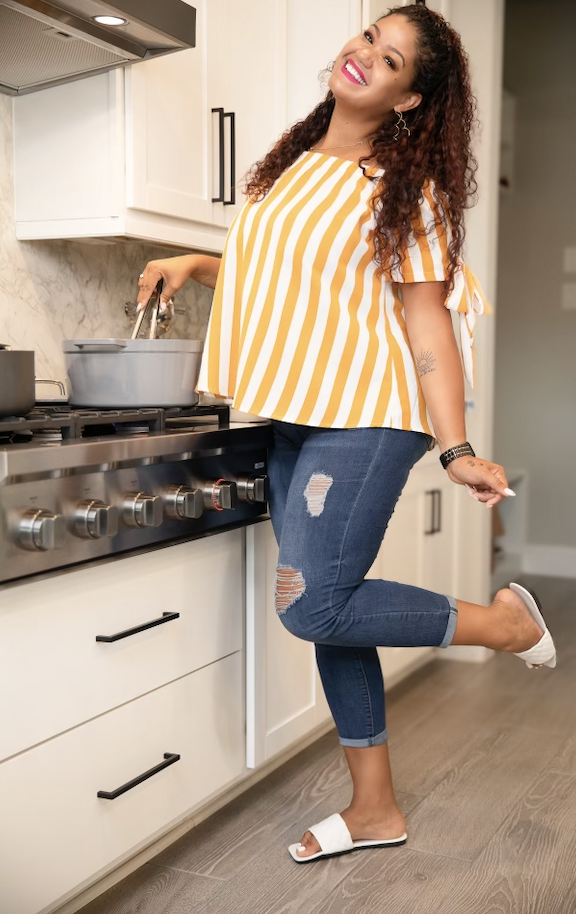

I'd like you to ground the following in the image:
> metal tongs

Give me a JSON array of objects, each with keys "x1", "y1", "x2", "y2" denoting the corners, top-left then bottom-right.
[{"x1": 131, "y1": 279, "x2": 164, "y2": 340}]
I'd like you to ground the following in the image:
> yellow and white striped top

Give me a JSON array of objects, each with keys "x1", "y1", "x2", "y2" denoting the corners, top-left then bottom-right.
[{"x1": 197, "y1": 150, "x2": 488, "y2": 433}]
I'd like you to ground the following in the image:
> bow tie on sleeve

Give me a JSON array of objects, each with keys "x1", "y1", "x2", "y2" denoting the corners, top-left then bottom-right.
[{"x1": 444, "y1": 263, "x2": 491, "y2": 388}]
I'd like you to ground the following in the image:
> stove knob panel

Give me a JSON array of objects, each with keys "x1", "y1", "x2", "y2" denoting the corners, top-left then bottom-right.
[
  {"x1": 18, "y1": 509, "x2": 66, "y2": 551},
  {"x1": 236, "y1": 475, "x2": 269, "y2": 504},
  {"x1": 123, "y1": 492, "x2": 164, "y2": 528},
  {"x1": 201, "y1": 480, "x2": 238, "y2": 511},
  {"x1": 164, "y1": 486, "x2": 204, "y2": 520},
  {"x1": 74, "y1": 500, "x2": 119, "y2": 539}
]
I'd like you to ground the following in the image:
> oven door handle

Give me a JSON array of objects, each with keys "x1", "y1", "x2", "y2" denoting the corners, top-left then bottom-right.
[{"x1": 95, "y1": 611, "x2": 180, "y2": 642}]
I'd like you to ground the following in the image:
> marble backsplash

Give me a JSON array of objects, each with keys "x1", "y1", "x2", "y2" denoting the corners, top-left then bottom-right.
[{"x1": 0, "y1": 94, "x2": 213, "y2": 389}]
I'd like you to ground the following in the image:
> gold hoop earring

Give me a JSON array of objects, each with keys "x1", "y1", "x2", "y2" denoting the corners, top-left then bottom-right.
[{"x1": 393, "y1": 109, "x2": 411, "y2": 141}]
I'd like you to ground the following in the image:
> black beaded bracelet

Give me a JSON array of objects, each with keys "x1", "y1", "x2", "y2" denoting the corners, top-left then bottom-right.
[{"x1": 439, "y1": 442, "x2": 476, "y2": 469}]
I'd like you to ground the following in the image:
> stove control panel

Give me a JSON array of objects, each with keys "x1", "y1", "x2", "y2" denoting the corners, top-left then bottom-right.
[
  {"x1": 163, "y1": 485, "x2": 204, "y2": 520},
  {"x1": 1, "y1": 432, "x2": 271, "y2": 585},
  {"x1": 74, "y1": 500, "x2": 119, "y2": 539},
  {"x1": 123, "y1": 492, "x2": 164, "y2": 529},
  {"x1": 18, "y1": 509, "x2": 66, "y2": 552}
]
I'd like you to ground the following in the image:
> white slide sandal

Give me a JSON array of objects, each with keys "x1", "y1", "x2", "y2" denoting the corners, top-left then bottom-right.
[
  {"x1": 288, "y1": 813, "x2": 407, "y2": 864},
  {"x1": 510, "y1": 582, "x2": 556, "y2": 669}
]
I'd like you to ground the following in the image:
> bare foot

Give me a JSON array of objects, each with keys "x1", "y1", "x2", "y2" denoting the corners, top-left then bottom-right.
[
  {"x1": 490, "y1": 587, "x2": 544, "y2": 654},
  {"x1": 295, "y1": 805, "x2": 406, "y2": 859}
]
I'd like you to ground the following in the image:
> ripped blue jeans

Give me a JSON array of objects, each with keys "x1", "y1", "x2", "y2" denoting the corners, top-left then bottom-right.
[{"x1": 268, "y1": 421, "x2": 458, "y2": 748}]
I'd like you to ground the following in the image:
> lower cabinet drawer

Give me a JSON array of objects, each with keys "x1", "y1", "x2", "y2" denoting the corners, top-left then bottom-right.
[
  {"x1": 0, "y1": 531, "x2": 243, "y2": 761},
  {"x1": 0, "y1": 652, "x2": 245, "y2": 914}
]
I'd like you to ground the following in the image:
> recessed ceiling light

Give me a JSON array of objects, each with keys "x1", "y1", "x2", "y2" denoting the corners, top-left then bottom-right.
[{"x1": 93, "y1": 15, "x2": 128, "y2": 27}]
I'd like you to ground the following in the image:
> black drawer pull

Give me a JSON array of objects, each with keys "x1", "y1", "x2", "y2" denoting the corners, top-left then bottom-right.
[
  {"x1": 97, "y1": 752, "x2": 181, "y2": 800},
  {"x1": 95, "y1": 611, "x2": 180, "y2": 643}
]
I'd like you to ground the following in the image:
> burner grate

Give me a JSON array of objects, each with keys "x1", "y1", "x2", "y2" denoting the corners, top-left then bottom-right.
[
  {"x1": 0, "y1": 404, "x2": 231, "y2": 444},
  {"x1": 0, "y1": 409, "x2": 77, "y2": 440},
  {"x1": 164, "y1": 404, "x2": 230, "y2": 429}
]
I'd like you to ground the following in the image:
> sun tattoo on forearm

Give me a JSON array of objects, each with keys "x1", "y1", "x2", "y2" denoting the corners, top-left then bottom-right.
[{"x1": 416, "y1": 349, "x2": 437, "y2": 377}]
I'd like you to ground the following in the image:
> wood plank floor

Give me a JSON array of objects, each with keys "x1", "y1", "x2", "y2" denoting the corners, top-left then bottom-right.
[{"x1": 77, "y1": 575, "x2": 576, "y2": 914}]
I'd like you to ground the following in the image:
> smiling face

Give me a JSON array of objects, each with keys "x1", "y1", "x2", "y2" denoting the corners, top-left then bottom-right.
[{"x1": 329, "y1": 14, "x2": 422, "y2": 120}]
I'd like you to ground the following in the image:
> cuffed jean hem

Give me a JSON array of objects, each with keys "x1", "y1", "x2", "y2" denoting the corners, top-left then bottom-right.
[
  {"x1": 338, "y1": 728, "x2": 388, "y2": 748},
  {"x1": 439, "y1": 595, "x2": 458, "y2": 648}
]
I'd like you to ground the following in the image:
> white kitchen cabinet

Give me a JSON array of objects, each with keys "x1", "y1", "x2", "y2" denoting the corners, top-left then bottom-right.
[
  {"x1": 246, "y1": 520, "x2": 331, "y2": 769},
  {"x1": 0, "y1": 531, "x2": 244, "y2": 762},
  {"x1": 285, "y1": 0, "x2": 362, "y2": 125},
  {"x1": 13, "y1": 0, "x2": 363, "y2": 247},
  {"x1": 127, "y1": 0, "x2": 287, "y2": 232},
  {"x1": 244, "y1": 458, "x2": 455, "y2": 769},
  {"x1": 13, "y1": 0, "x2": 286, "y2": 248},
  {"x1": 366, "y1": 460, "x2": 457, "y2": 683},
  {"x1": 0, "y1": 652, "x2": 244, "y2": 914}
]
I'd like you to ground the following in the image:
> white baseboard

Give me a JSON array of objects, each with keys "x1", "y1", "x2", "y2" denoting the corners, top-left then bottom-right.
[
  {"x1": 438, "y1": 645, "x2": 494, "y2": 663},
  {"x1": 522, "y1": 545, "x2": 576, "y2": 578}
]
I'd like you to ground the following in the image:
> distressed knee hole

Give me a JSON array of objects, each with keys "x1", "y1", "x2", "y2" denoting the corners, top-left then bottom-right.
[
  {"x1": 275, "y1": 566, "x2": 306, "y2": 614},
  {"x1": 303, "y1": 472, "x2": 333, "y2": 517}
]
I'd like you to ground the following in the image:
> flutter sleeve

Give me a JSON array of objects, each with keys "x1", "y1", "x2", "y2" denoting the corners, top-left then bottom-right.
[{"x1": 392, "y1": 181, "x2": 491, "y2": 388}]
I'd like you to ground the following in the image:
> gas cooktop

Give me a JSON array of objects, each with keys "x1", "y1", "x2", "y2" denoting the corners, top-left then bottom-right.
[{"x1": 0, "y1": 403, "x2": 272, "y2": 586}]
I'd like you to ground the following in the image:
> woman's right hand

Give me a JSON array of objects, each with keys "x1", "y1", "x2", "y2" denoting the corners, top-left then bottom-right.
[
  {"x1": 137, "y1": 255, "x2": 197, "y2": 312},
  {"x1": 137, "y1": 254, "x2": 221, "y2": 311}
]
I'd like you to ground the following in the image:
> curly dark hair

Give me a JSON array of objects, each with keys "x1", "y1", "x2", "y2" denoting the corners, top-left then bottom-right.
[{"x1": 243, "y1": 4, "x2": 478, "y2": 291}]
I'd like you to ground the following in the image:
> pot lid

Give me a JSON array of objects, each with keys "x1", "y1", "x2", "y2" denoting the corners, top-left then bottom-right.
[{"x1": 63, "y1": 338, "x2": 204, "y2": 353}]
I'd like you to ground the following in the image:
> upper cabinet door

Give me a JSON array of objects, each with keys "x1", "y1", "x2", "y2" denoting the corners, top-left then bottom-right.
[
  {"x1": 127, "y1": 0, "x2": 288, "y2": 230},
  {"x1": 206, "y1": 0, "x2": 288, "y2": 227},
  {"x1": 126, "y1": 0, "x2": 216, "y2": 226},
  {"x1": 286, "y1": 0, "x2": 362, "y2": 125}
]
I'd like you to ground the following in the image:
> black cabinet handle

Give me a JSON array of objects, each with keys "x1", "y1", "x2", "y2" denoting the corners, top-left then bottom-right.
[
  {"x1": 211, "y1": 106, "x2": 225, "y2": 202},
  {"x1": 434, "y1": 489, "x2": 442, "y2": 534},
  {"x1": 212, "y1": 107, "x2": 236, "y2": 205},
  {"x1": 95, "y1": 611, "x2": 180, "y2": 643},
  {"x1": 424, "y1": 489, "x2": 442, "y2": 535},
  {"x1": 223, "y1": 110, "x2": 236, "y2": 205},
  {"x1": 425, "y1": 490, "x2": 435, "y2": 535},
  {"x1": 97, "y1": 753, "x2": 181, "y2": 800}
]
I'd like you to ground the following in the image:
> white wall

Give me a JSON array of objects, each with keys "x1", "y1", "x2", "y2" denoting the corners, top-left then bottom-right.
[
  {"x1": 0, "y1": 94, "x2": 212, "y2": 385},
  {"x1": 495, "y1": 0, "x2": 576, "y2": 573}
]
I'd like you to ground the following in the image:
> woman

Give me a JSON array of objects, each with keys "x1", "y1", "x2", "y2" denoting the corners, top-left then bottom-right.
[{"x1": 137, "y1": 5, "x2": 556, "y2": 864}]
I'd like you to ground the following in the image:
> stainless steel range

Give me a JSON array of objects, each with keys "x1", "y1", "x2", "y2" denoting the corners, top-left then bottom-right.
[{"x1": 0, "y1": 404, "x2": 271, "y2": 586}]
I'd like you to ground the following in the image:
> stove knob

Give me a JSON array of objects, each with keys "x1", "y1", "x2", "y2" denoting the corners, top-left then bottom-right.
[
  {"x1": 18, "y1": 509, "x2": 66, "y2": 551},
  {"x1": 123, "y1": 492, "x2": 163, "y2": 528},
  {"x1": 236, "y1": 475, "x2": 269, "y2": 504},
  {"x1": 164, "y1": 486, "x2": 204, "y2": 520},
  {"x1": 74, "y1": 500, "x2": 119, "y2": 539},
  {"x1": 202, "y1": 480, "x2": 238, "y2": 511}
]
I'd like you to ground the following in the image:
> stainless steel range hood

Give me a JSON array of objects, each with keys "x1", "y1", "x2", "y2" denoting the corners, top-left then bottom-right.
[{"x1": 0, "y1": 0, "x2": 196, "y2": 96}]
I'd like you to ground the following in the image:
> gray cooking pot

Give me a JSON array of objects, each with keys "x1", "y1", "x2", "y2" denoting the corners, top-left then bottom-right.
[
  {"x1": 0, "y1": 344, "x2": 35, "y2": 417},
  {"x1": 63, "y1": 338, "x2": 204, "y2": 408}
]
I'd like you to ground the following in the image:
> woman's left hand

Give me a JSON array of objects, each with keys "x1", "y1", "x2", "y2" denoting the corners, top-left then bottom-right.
[{"x1": 446, "y1": 456, "x2": 515, "y2": 507}]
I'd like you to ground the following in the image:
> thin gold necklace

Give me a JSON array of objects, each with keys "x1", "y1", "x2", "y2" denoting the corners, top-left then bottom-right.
[{"x1": 311, "y1": 138, "x2": 370, "y2": 151}]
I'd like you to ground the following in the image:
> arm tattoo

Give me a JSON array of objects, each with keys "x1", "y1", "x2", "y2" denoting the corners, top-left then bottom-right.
[{"x1": 416, "y1": 349, "x2": 437, "y2": 378}]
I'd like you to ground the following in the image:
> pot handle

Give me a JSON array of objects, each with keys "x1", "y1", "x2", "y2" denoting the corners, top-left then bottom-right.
[
  {"x1": 35, "y1": 379, "x2": 67, "y2": 397},
  {"x1": 71, "y1": 340, "x2": 127, "y2": 353}
]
